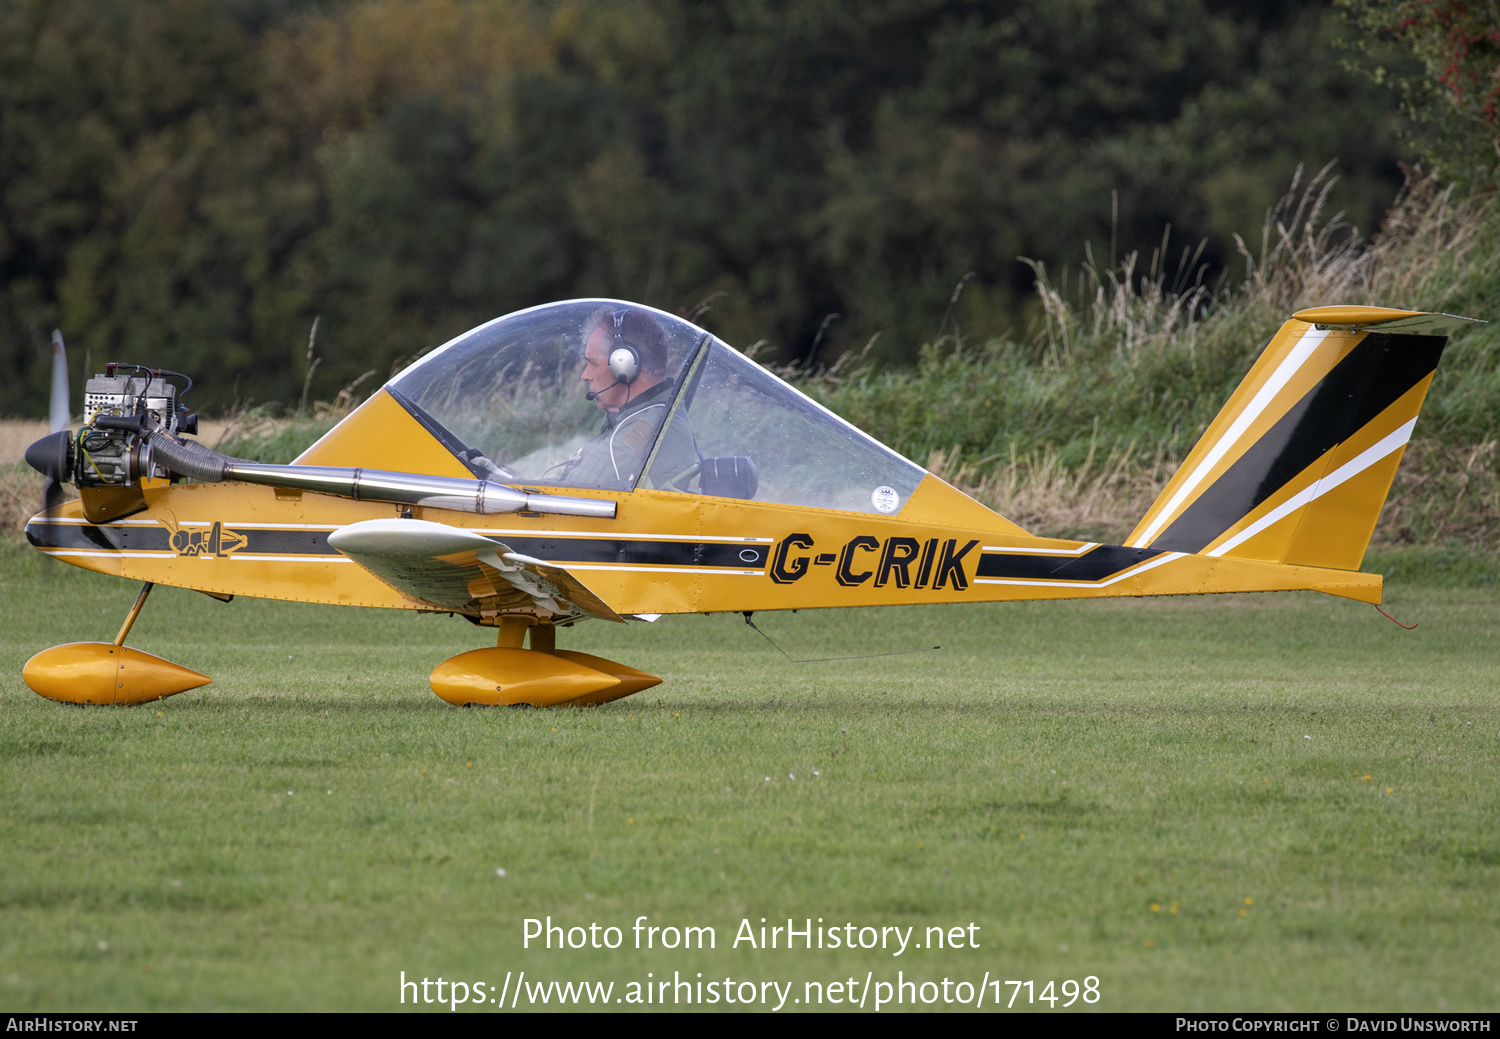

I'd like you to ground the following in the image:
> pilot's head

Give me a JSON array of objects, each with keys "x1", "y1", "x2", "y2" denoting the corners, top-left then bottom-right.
[{"x1": 580, "y1": 306, "x2": 669, "y2": 411}]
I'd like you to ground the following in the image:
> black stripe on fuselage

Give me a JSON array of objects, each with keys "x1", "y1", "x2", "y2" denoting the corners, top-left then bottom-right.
[
  {"x1": 24, "y1": 520, "x2": 764, "y2": 568},
  {"x1": 24, "y1": 523, "x2": 341, "y2": 555},
  {"x1": 1151, "y1": 332, "x2": 1446, "y2": 554},
  {"x1": 491, "y1": 536, "x2": 765, "y2": 569},
  {"x1": 240, "y1": 530, "x2": 340, "y2": 554},
  {"x1": 976, "y1": 544, "x2": 1163, "y2": 582},
  {"x1": 26, "y1": 522, "x2": 122, "y2": 552}
]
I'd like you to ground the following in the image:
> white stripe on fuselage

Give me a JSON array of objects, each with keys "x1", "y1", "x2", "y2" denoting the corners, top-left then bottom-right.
[{"x1": 982, "y1": 542, "x2": 1096, "y2": 555}]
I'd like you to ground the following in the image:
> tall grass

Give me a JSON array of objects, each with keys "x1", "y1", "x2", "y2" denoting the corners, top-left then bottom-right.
[
  {"x1": 796, "y1": 166, "x2": 1500, "y2": 545},
  {"x1": 209, "y1": 387, "x2": 364, "y2": 465}
]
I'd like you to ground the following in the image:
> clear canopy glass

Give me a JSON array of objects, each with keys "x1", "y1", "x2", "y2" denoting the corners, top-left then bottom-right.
[{"x1": 387, "y1": 299, "x2": 925, "y2": 514}]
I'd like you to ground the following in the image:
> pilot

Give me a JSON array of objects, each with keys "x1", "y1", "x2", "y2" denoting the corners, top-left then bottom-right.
[{"x1": 554, "y1": 306, "x2": 697, "y2": 489}]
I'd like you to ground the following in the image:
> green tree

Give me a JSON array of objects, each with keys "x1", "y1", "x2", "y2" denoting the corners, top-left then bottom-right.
[
  {"x1": 0, "y1": 0, "x2": 1416, "y2": 416},
  {"x1": 1340, "y1": 0, "x2": 1500, "y2": 186}
]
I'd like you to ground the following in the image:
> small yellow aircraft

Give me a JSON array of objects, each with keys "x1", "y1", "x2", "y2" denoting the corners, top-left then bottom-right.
[{"x1": 20, "y1": 300, "x2": 1476, "y2": 707}]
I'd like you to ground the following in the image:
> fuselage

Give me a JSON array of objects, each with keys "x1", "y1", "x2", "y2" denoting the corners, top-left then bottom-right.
[{"x1": 26, "y1": 473, "x2": 1381, "y2": 616}]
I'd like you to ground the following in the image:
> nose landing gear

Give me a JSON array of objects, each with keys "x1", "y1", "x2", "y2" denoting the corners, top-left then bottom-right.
[{"x1": 22, "y1": 583, "x2": 211, "y2": 705}]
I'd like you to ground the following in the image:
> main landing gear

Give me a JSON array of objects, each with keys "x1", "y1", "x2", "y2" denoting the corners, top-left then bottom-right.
[
  {"x1": 22, "y1": 583, "x2": 212, "y2": 706},
  {"x1": 429, "y1": 617, "x2": 661, "y2": 708},
  {"x1": 21, "y1": 597, "x2": 656, "y2": 708}
]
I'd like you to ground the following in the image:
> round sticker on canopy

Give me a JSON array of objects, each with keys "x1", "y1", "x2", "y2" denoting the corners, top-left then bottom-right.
[{"x1": 871, "y1": 486, "x2": 900, "y2": 513}]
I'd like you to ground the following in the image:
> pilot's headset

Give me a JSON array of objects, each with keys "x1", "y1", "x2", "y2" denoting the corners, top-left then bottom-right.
[
  {"x1": 606, "y1": 308, "x2": 642, "y2": 384},
  {"x1": 586, "y1": 308, "x2": 643, "y2": 400}
]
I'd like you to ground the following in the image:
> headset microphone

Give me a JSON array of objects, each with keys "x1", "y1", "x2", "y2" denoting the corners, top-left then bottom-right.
[{"x1": 585, "y1": 377, "x2": 625, "y2": 402}]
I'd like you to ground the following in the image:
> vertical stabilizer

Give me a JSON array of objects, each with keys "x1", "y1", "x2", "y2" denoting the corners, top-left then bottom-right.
[{"x1": 1125, "y1": 307, "x2": 1478, "y2": 570}]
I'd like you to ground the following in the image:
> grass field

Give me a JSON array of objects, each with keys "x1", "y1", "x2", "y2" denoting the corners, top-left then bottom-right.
[{"x1": 1, "y1": 545, "x2": 1497, "y2": 1012}]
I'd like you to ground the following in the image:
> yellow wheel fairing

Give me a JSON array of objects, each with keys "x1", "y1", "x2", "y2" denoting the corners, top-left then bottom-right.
[
  {"x1": 23, "y1": 642, "x2": 210, "y2": 706},
  {"x1": 549, "y1": 651, "x2": 663, "y2": 704},
  {"x1": 429, "y1": 648, "x2": 619, "y2": 706}
]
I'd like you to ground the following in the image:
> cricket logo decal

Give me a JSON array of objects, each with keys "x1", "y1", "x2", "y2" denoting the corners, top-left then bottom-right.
[{"x1": 163, "y1": 517, "x2": 248, "y2": 559}]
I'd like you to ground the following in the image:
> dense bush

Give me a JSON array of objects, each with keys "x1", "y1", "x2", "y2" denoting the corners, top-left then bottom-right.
[{"x1": 1340, "y1": 0, "x2": 1500, "y2": 187}]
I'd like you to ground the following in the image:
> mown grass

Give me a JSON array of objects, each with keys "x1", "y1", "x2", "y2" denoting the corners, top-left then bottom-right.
[{"x1": 1, "y1": 545, "x2": 1497, "y2": 1012}]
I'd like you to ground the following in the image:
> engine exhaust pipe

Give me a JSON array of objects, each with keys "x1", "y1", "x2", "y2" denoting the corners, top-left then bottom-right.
[{"x1": 146, "y1": 431, "x2": 615, "y2": 519}]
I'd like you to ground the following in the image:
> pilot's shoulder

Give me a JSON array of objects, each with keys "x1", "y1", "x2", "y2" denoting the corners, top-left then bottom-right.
[{"x1": 616, "y1": 406, "x2": 662, "y2": 451}]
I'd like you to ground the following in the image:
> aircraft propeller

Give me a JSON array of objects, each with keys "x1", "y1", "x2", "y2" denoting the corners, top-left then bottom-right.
[
  {"x1": 49, "y1": 329, "x2": 69, "y2": 433},
  {"x1": 24, "y1": 329, "x2": 74, "y2": 514}
]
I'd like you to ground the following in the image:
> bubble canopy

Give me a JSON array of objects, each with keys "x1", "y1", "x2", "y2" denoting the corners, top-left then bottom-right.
[{"x1": 388, "y1": 300, "x2": 925, "y2": 515}]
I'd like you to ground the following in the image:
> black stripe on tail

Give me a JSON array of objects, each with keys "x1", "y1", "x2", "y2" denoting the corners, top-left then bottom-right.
[{"x1": 1151, "y1": 332, "x2": 1445, "y2": 554}]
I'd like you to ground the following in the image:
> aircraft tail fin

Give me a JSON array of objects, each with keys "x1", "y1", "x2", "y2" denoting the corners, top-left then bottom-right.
[{"x1": 1123, "y1": 307, "x2": 1478, "y2": 571}]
